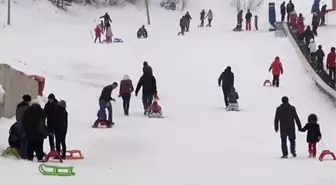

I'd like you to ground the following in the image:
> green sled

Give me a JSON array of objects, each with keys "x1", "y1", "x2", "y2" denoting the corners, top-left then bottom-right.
[
  {"x1": 39, "y1": 164, "x2": 75, "y2": 176},
  {"x1": 1, "y1": 147, "x2": 20, "y2": 159}
]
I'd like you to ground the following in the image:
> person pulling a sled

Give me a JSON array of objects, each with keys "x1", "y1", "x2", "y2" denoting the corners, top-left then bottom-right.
[
  {"x1": 227, "y1": 87, "x2": 239, "y2": 111},
  {"x1": 269, "y1": 56, "x2": 283, "y2": 87},
  {"x1": 95, "y1": 82, "x2": 118, "y2": 127},
  {"x1": 135, "y1": 72, "x2": 157, "y2": 115},
  {"x1": 299, "y1": 113, "x2": 322, "y2": 158},
  {"x1": 137, "y1": 25, "x2": 148, "y2": 38},
  {"x1": 218, "y1": 66, "x2": 234, "y2": 108}
]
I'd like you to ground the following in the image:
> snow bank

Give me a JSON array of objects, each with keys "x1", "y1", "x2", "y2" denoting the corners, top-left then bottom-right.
[{"x1": 283, "y1": 23, "x2": 336, "y2": 103}]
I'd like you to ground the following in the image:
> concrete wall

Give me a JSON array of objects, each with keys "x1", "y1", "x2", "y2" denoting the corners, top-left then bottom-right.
[
  {"x1": 0, "y1": 63, "x2": 39, "y2": 119},
  {"x1": 283, "y1": 24, "x2": 336, "y2": 105}
]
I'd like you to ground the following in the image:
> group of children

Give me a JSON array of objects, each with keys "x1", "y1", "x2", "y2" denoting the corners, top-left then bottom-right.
[{"x1": 94, "y1": 20, "x2": 113, "y2": 43}]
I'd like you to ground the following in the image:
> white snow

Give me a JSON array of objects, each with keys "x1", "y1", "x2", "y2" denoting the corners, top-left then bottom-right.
[{"x1": 0, "y1": 0, "x2": 336, "y2": 184}]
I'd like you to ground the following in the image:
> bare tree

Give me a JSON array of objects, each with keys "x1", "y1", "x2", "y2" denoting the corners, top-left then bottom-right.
[{"x1": 230, "y1": 0, "x2": 264, "y2": 11}]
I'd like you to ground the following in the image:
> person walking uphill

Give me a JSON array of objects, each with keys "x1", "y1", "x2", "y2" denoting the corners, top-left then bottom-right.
[
  {"x1": 205, "y1": 10, "x2": 213, "y2": 27},
  {"x1": 218, "y1": 66, "x2": 234, "y2": 108},
  {"x1": 178, "y1": 16, "x2": 187, "y2": 36},
  {"x1": 95, "y1": 82, "x2": 118, "y2": 127},
  {"x1": 119, "y1": 75, "x2": 134, "y2": 116},
  {"x1": 54, "y1": 100, "x2": 68, "y2": 159},
  {"x1": 184, "y1": 11, "x2": 192, "y2": 32},
  {"x1": 15, "y1": 94, "x2": 31, "y2": 159},
  {"x1": 135, "y1": 73, "x2": 157, "y2": 115},
  {"x1": 269, "y1": 56, "x2": 283, "y2": 87},
  {"x1": 299, "y1": 114, "x2": 322, "y2": 158},
  {"x1": 274, "y1": 96, "x2": 302, "y2": 158},
  {"x1": 44, "y1": 93, "x2": 58, "y2": 152}
]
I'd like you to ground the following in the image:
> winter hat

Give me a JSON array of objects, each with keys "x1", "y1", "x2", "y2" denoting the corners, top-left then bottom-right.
[
  {"x1": 143, "y1": 61, "x2": 148, "y2": 66},
  {"x1": 22, "y1": 94, "x2": 32, "y2": 102},
  {"x1": 275, "y1": 56, "x2": 280, "y2": 60},
  {"x1": 318, "y1": 45, "x2": 322, "y2": 49},
  {"x1": 58, "y1": 100, "x2": 67, "y2": 108},
  {"x1": 281, "y1": 96, "x2": 289, "y2": 103},
  {"x1": 226, "y1": 66, "x2": 231, "y2": 71},
  {"x1": 331, "y1": 47, "x2": 335, "y2": 52},
  {"x1": 123, "y1": 75, "x2": 130, "y2": 80},
  {"x1": 112, "y1": 82, "x2": 118, "y2": 87},
  {"x1": 48, "y1": 93, "x2": 56, "y2": 100},
  {"x1": 308, "y1": 114, "x2": 318, "y2": 122}
]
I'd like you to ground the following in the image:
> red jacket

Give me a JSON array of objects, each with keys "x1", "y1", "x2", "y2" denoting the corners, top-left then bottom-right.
[
  {"x1": 119, "y1": 79, "x2": 134, "y2": 95},
  {"x1": 327, "y1": 52, "x2": 336, "y2": 67},
  {"x1": 94, "y1": 26, "x2": 102, "y2": 36},
  {"x1": 296, "y1": 17, "x2": 305, "y2": 33},
  {"x1": 269, "y1": 59, "x2": 283, "y2": 75},
  {"x1": 290, "y1": 13, "x2": 297, "y2": 24}
]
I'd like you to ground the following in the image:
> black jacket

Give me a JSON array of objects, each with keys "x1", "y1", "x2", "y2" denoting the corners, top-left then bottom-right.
[
  {"x1": 100, "y1": 13, "x2": 112, "y2": 24},
  {"x1": 315, "y1": 48, "x2": 325, "y2": 61},
  {"x1": 135, "y1": 74, "x2": 157, "y2": 96},
  {"x1": 22, "y1": 104, "x2": 48, "y2": 140},
  {"x1": 300, "y1": 122, "x2": 322, "y2": 143},
  {"x1": 245, "y1": 12, "x2": 252, "y2": 20},
  {"x1": 16, "y1": 101, "x2": 30, "y2": 125},
  {"x1": 185, "y1": 13, "x2": 192, "y2": 22},
  {"x1": 54, "y1": 106, "x2": 68, "y2": 136},
  {"x1": 312, "y1": 14, "x2": 320, "y2": 27},
  {"x1": 99, "y1": 85, "x2": 115, "y2": 102},
  {"x1": 218, "y1": 68, "x2": 234, "y2": 89},
  {"x1": 200, "y1": 11, "x2": 205, "y2": 20},
  {"x1": 8, "y1": 122, "x2": 22, "y2": 149},
  {"x1": 274, "y1": 103, "x2": 302, "y2": 136},
  {"x1": 143, "y1": 65, "x2": 153, "y2": 75},
  {"x1": 280, "y1": 3, "x2": 286, "y2": 15},
  {"x1": 286, "y1": 2, "x2": 295, "y2": 14},
  {"x1": 44, "y1": 99, "x2": 59, "y2": 132}
]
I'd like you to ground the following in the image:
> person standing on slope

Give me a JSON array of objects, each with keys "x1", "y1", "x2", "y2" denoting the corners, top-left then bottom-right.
[
  {"x1": 95, "y1": 82, "x2": 118, "y2": 127},
  {"x1": 269, "y1": 56, "x2": 283, "y2": 87},
  {"x1": 44, "y1": 93, "x2": 58, "y2": 152},
  {"x1": 237, "y1": 10, "x2": 243, "y2": 31},
  {"x1": 94, "y1": 25, "x2": 103, "y2": 43},
  {"x1": 299, "y1": 114, "x2": 322, "y2": 158},
  {"x1": 205, "y1": 10, "x2": 213, "y2": 27},
  {"x1": 15, "y1": 95, "x2": 31, "y2": 159},
  {"x1": 199, "y1": 9, "x2": 206, "y2": 27},
  {"x1": 245, "y1": 9, "x2": 252, "y2": 31},
  {"x1": 280, "y1": 2, "x2": 286, "y2": 22},
  {"x1": 184, "y1": 12, "x2": 192, "y2": 32},
  {"x1": 315, "y1": 45, "x2": 325, "y2": 71},
  {"x1": 100, "y1": 12, "x2": 112, "y2": 31},
  {"x1": 274, "y1": 96, "x2": 302, "y2": 158},
  {"x1": 218, "y1": 66, "x2": 234, "y2": 108},
  {"x1": 119, "y1": 75, "x2": 134, "y2": 116},
  {"x1": 54, "y1": 100, "x2": 68, "y2": 160},
  {"x1": 135, "y1": 73, "x2": 157, "y2": 115},
  {"x1": 286, "y1": 0, "x2": 295, "y2": 22},
  {"x1": 327, "y1": 47, "x2": 336, "y2": 81}
]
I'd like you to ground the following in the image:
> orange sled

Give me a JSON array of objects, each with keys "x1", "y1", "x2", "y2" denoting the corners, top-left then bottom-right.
[{"x1": 65, "y1": 149, "x2": 84, "y2": 160}]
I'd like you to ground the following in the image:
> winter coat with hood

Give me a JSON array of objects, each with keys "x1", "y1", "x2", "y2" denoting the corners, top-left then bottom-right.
[
  {"x1": 95, "y1": 26, "x2": 102, "y2": 36},
  {"x1": 185, "y1": 12, "x2": 192, "y2": 22},
  {"x1": 289, "y1": 11, "x2": 297, "y2": 24},
  {"x1": 100, "y1": 13, "x2": 112, "y2": 24},
  {"x1": 218, "y1": 67, "x2": 234, "y2": 90},
  {"x1": 308, "y1": 39, "x2": 317, "y2": 53},
  {"x1": 100, "y1": 84, "x2": 117, "y2": 102},
  {"x1": 327, "y1": 49, "x2": 336, "y2": 67},
  {"x1": 269, "y1": 57, "x2": 283, "y2": 76},
  {"x1": 143, "y1": 64, "x2": 153, "y2": 76},
  {"x1": 22, "y1": 101, "x2": 48, "y2": 140},
  {"x1": 228, "y1": 87, "x2": 239, "y2": 104},
  {"x1": 119, "y1": 75, "x2": 134, "y2": 95},
  {"x1": 274, "y1": 101, "x2": 302, "y2": 137},
  {"x1": 296, "y1": 14, "x2": 305, "y2": 33},
  {"x1": 286, "y1": 1, "x2": 295, "y2": 14},
  {"x1": 303, "y1": 26, "x2": 315, "y2": 43},
  {"x1": 205, "y1": 10, "x2": 213, "y2": 20},
  {"x1": 300, "y1": 122, "x2": 322, "y2": 143},
  {"x1": 44, "y1": 93, "x2": 59, "y2": 132},
  {"x1": 135, "y1": 73, "x2": 157, "y2": 96},
  {"x1": 54, "y1": 100, "x2": 68, "y2": 136},
  {"x1": 245, "y1": 11, "x2": 252, "y2": 21}
]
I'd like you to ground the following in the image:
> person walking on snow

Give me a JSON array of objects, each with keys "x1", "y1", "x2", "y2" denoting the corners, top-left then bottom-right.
[
  {"x1": 94, "y1": 25, "x2": 103, "y2": 43},
  {"x1": 205, "y1": 10, "x2": 213, "y2": 27},
  {"x1": 269, "y1": 56, "x2": 283, "y2": 87},
  {"x1": 95, "y1": 82, "x2": 118, "y2": 127},
  {"x1": 118, "y1": 75, "x2": 134, "y2": 116},
  {"x1": 315, "y1": 45, "x2": 325, "y2": 71},
  {"x1": 105, "y1": 25, "x2": 113, "y2": 43},
  {"x1": 286, "y1": 0, "x2": 295, "y2": 22},
  {"x1": 311, "y1": 12, "x2": 320, "y2": 36},
  {"x1": 178, "y1": 16, "x2": 187, "y2": 36},
  {"x1": 199, "y1": 9, "x2": 206, "y2": 27},
  {"x1": 245, "y1": 9, "x2": 252, "y2": 31},
  {"x1": 135, "y1": 73, "x2": 157, "y2": 115},
  {"x1": 280, "y1": 2, "x2": 286, "y2": 22},
  {"x1": 274, "y1": 96, "x2": 302, "y2": 158},
  {"x1": 15, "y1": 94, "x2": 31, "y2": 159},
  {"x1": 218, "y1": 66, "x2": 234, "y2": 108},
  {"x1": 54, "y1": 100, "x2": 68, "y2": 160},
  {"x1": 299, "y1": 114, "x2": 322, "y2": 158},
  {"x1": 308, "y1": 38, "x2": 317, "y2": 62},
  {"x1": 100, "y1": 12, "x2": 112, "y2": 31},
  {"x1": 184, "y1": 12, "x2": 192, "y2": 32},
  {"x1": 44, "y1": 93, "x2": 58, "y2": 152},
  {"x1": 327, "y1": 47, "x2": 336, "y2": 81},
  {"x1": 320, "y1": 5, "x2": 327, "y2": 26}
]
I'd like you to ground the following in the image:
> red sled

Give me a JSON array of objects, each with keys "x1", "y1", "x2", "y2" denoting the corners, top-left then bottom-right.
[
  {"x1": 263, "y1": 79, "x2": 272, "y2": 86},
  {"x1": 44, "y1": 151, "x2": 63, "y2": 163},
  {"x1": 318, "y1": 150, "x2": 336, "y2": 162},
  {"x1": 92, "y1": 119, "x2": 112, "y2": 128},
  {"x1": 64, "y1": 149, "x2": 84, "y2": 160}
]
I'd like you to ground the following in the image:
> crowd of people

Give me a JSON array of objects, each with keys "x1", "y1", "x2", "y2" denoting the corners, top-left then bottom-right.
[{"x1": 8, "y1": 94, "x2": 68, "y2": 162}]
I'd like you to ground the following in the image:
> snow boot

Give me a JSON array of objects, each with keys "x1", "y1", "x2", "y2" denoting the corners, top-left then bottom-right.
[{"x1": 281, "y1": 155, "x2": 288, "y2": 159}]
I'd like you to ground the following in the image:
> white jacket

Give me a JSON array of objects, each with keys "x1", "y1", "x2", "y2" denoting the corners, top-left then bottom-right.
[
  {"x1": 206, "y1": 11, "x2": 213, "y2": 20},
  {"x1": 106, "y1": 27, "x2": 113, "y2": 37},
  {"x1": 308, "y1": 40, "x2": 316, "y2": 53}
]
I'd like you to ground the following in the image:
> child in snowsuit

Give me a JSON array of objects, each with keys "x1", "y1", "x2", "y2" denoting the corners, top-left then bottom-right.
[
  {"x1": 227, "y1": 87, "x2": 239, "y2": 111},
  {"x1": 254, "y1": 15, "x2": 258, "y2": 30},
  {"x1": 299, "y1": 114, "x2": 322, "y2": 158},
  {"x1": 8, "y1": 122, "x2": 22, "y2": 150},
  {"x1": 269, "y1": 56, "x2": 283, "y2": 87},
  {"x1": 119, "y1": 75, "x2": 134, "y2": 116},
  {"x1": 54, "y1": 100, "x2": 68, "y2": 159},
  {"x1": 94, "y1": 25, "x2": 103, "y2": 43},
  {"x1": 105, "y1": 25, "x2": 113, "y2": 43},
  {"x1": 205, "y1": 10, "x2": 213, "y2": 27},
  {"x1": 289, "y1": 11, "x2": 297, "y2": 30}
]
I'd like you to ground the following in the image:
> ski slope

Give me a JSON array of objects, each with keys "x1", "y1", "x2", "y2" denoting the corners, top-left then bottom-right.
[{"x1": 0, "y1": 0, "x2": 335, "y2": 184}]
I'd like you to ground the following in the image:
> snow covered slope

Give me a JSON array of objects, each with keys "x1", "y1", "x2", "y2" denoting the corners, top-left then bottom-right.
[{"x1": 0, "y1": 0, "x2": 335, "y2": 185}]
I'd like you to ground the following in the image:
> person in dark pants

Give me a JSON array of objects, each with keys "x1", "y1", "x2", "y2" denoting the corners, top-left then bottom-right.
[
  {"x1": 245, "y1": 9, "x2": 252, "y2": 31},
  {"x1": 218, "y1": 66, "x2": 234, "y2": 108},
  {"x1": 178, "y1": 16, "x2": 187, "y2": 36},
  {"x1": 311, "y1": 12, "x2": 320, "y2": 36},
  {"x1": 100, "y1": 12, "x2": 112, "y2": 31},
  {"x1": 286, "y1": 0, "x2": 295, "y2": 22},
  {"x1": 54, "y1": 100, "x2": 68, "y2": 159},
  {"x1": 44, "y1": 93, "x2": 58, "y2": 152},
  {"x1": 22, "y1": 100, "x2": 48, "y2": 162},
  {"x1": 119, "y1": 75, "x2": 134, "y2": 116},
  {"x1": 274, "y1": 96, "x2": 302, "y2": 158},
  {"x1": 269, "y1": 56, "x2": 283, "y2": 87},
  {"x1": 199, "y1": 9, "x2": 205, "y2": 27},
  {"x1": 315, "y1": 45, "x2": 325, "y2": 71},
  {"x1": 184, "y1": 11, "x2": 192, "y2": 32},
  {"x1": 280, "y1": 2, "x2": 286, "y2": 22},
  {"x1": 15, "y1": 94, "x2": 31, "y2": 159},
  {"x1": 327, "y1": 47, "x2": 336, "y2": 81},
  {"x1": 135, "y1": 73, "x2": 157, "y2": 115},
  {"x1": 299, "y1": 114, "x2": 322, "y2": 158},
  {"x1": 320, "y1": 5, "x2": 327, "y2": 26},
  {"x1": 96, "y1": 82, "x2": 118, "y2": 127}
]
